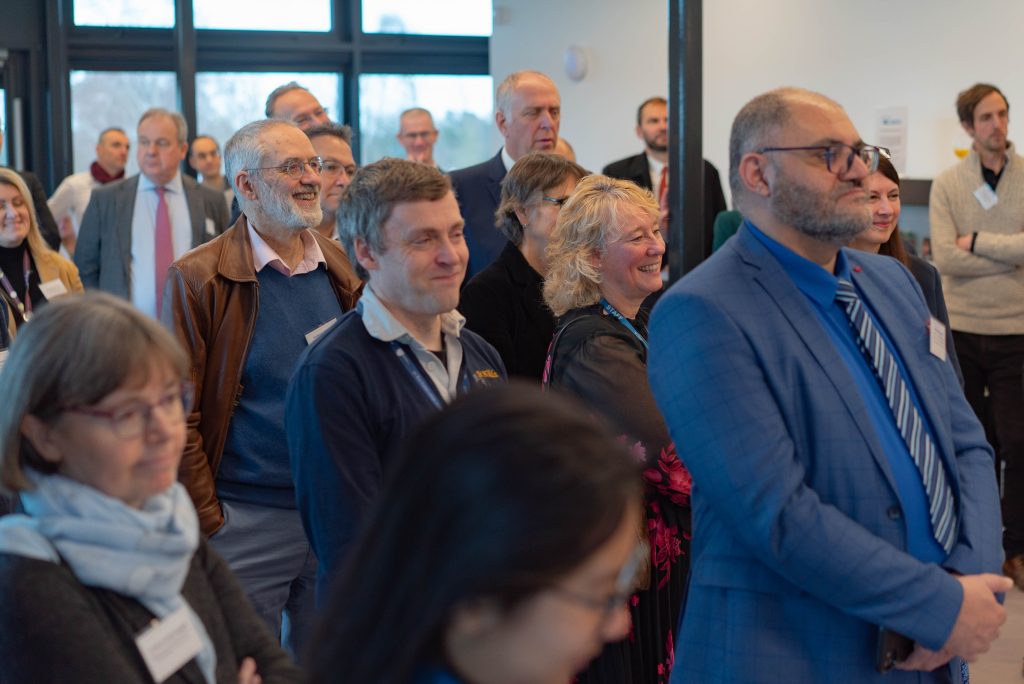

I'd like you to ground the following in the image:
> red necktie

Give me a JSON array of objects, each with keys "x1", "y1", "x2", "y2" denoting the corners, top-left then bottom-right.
[
  {"x1": 658, "y1": 167, "x2": 668, "y2": 201},
  {"x1": 154, "y1": 186, "x2": 173, "y2": 316}
]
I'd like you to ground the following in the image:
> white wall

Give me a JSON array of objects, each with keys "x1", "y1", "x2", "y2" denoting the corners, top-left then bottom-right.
[{"x1": 492, "y1": 0, "x2": 1024, "y2": 201}]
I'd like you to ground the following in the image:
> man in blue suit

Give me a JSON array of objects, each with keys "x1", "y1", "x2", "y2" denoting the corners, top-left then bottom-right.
[
  {"x1": 648, "y1": 87, "x2": 1010, "y2": 683},
  {"x1": 449, "y1": 70, "x2": 560, "y2": 278}
]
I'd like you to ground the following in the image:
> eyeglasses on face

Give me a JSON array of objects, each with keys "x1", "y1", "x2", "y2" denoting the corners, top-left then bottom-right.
[
  {"x1": 757, "y1": 143, "x2": 889, "y2": 175},
  {"x1": 247, "y1": 157, "x2": 324, "y2": 179},
  {"x1": 541, "y1": 195, "x2": 570, "y2": 207},
  {"x1": 63, "y1": 383, "x2": 195, "y2": 440},
  {"x1": 548, "y1": 542, "x2": 647, "y2": 618}
]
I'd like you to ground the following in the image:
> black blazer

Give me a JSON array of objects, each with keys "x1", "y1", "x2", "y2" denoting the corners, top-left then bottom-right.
[
  {"x1": 907, "y1": 253, "x2": 963, "y2": 386},
  {"x1": 450, "y1": 150, "x2": 508, "y2": 279},
  {"x1": 602, "y1": 153, "x2": 728, "y2": 259},
  {"x1": 459, "y1": 241, "x2": 554, "y2": 380},
  {"x1": 0, "y1": 538, "x2": 301, "y2": 684}
]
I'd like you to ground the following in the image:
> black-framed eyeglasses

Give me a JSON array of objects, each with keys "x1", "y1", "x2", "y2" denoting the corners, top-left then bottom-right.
[
  {"x1": 541, "y1": 195, "x2": 570, "y2": 207},
  {"x1": 63, "y1": 383, "x2": 195, "y2": 440},
  {"x1": 320, "y1": 159, "x2": 357, "y2": 177},
  {"x1": 549, "y1": 542, "x2": 647, "y2": 618},
  {"x1": 758, "y1": 144, "x2": 889, "y2": 175},
  {"x1": 246, "y1": 157, "x2": 324, "y2": 179}
]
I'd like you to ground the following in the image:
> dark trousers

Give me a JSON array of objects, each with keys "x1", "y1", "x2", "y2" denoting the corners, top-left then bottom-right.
[{"x1": 953, "y1": 330, "x2": 1024, "y2": 557}]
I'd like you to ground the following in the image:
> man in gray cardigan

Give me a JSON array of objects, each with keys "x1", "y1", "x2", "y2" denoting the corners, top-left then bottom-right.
[
  {"x1": 75, "y1": 108, "x2": 228, "y2": 318},
  {"x1": 930, "y1": 82, "x2": 1024, "y2": 588}
]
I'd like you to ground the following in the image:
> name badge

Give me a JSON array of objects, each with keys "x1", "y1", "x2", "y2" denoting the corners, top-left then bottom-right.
[
  {"x1": 204, "y1": 217, "x2": 217, "y2": 236},
  {"x1": 929, "y1": 316, "x2": 947, "y2": 361},
  {"x1": 38, "y1": 279, "x2": 69, "y2": 301},
  {"x1": 134, "y1": 605, "x2": 203, "y2": 683},
  {"x1": 305, "y1": 317, "x2": 337, "y2": 345},
  {"x1": 0, "y1": 349, "x2": 7, "y2": 373},
  {"x1": 974, "y1": 183, "x2": 998, "y2": 210}
]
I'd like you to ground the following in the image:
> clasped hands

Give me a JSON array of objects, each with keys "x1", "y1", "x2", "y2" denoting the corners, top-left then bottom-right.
[{"x1": 896, "y1": 573, "x2": 1013, "y2": 672}]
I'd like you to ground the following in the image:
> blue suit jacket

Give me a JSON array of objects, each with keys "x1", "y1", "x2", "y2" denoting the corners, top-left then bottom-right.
[
  {"x1": 648, "y1": 224, "x2": 1001, "y2": 683},
  {"x1": 449, "y1": 149, "x2": 508, "y2": 279}
]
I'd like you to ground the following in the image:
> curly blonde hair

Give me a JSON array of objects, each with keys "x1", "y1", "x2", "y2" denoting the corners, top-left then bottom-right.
[{"x1": 543, "y1": 175, "x2": 658, "y2": 317}]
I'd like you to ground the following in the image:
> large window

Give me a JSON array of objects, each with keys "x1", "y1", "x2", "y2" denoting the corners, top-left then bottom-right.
[
  {"x1": 359, "y1": 74, "x2": 493, "y2": 169},
  {"x1": 196, "y1": 73, "x2": 342, "y2": 155},
  {"x1": 362, "y1": 0, "x2": 492, "y2": 36},
  {"x1": 73, "y1": 0, "x2": 175, "y2": 28},
  {"x1": 69, "y1": 71, "x2": 177, "y2": 175},
  {"x1": 193, "y1": 0, "x2": 332, "y2": 32}
]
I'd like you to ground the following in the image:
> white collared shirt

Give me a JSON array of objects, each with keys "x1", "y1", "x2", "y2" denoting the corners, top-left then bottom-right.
[
  {"x1": 501, "y1": 146, "x2": 516, "y2": 173},
  {"x1": 246, "y1": 220, "x2": 326, "y2": 276},
  {"x1": 647, "y1": 154, "x2": 667, "y2": 192},
  {"x1": 131, "y1": 171, "x2": 191, "y2": 317},
  {"x1": 359, "y1": 285, "x2": 466, "y2": 403}
]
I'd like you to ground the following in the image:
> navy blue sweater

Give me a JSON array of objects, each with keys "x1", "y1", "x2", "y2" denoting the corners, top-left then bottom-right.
[{"x1": 285, "y1": 309, "x2": 505, "y2": 601}]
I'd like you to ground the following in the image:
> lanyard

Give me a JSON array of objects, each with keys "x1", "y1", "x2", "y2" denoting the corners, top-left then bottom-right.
[
  {"x1": 0, "y1": 250, "x2": 32, "y2": 322},
  {"x1": 390, "y1": 340, "x2": 471, "y2": 410},
  {"x1": 600, "y1": 298, "x2": 647, "y2": 349}
]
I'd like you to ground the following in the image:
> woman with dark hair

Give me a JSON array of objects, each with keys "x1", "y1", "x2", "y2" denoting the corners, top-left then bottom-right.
[
  {"x1": 0, "y1": 292, "x2": 300, "y2": 683},
  {"x1": 307, "y1": 383, "x2": 645, "y2": 684},
  {"x1": 848, "y1": 156, "x2": 962, "y2": 383},
  {"x1": 542, "y1": 175, "x2": 691, "y2": 684},
  {"x1": 460, "y1": 152, "x2": 587, "y2": 379},
  {"x1": 0, "y1": 168, "x2": 81, "y2": 337}
]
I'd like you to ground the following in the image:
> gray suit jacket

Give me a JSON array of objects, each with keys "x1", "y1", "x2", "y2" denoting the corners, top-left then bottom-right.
[{"x1": 74, "y1": 173, "x2": 229, "y2": 300}]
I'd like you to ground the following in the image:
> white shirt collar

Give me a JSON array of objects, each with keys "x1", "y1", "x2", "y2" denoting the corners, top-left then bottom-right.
[
  {"x1": 359, "y1": 284, "x2": 465, "y2": 346},
  {"x1": 501, "y1": 146, "x2": 516, "y2": 173},
  {"x1": 137, "y1": 169, "x2": 184, "y2": 194}
]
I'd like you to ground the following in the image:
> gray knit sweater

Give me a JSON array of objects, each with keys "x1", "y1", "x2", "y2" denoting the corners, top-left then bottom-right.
[{"x1": 929, "y1": 143, "x2": 1024, "y2": 334}]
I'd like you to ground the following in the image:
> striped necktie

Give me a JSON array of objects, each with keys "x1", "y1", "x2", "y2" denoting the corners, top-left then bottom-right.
[{"x1": 835, "y1": 278, "x2": 957, "y2": 554}]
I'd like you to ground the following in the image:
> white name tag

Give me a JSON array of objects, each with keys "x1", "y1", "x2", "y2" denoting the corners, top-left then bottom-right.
[
  {"x1": 929, "y1": 316, "x2": 947, "y2": 361},
  {"x1": 205, "y1": 217, "x2": 217, "y2": 236},
  {"x1": 38, "y1": 279, "x2": 68, "y2": 301},
  {"x1": 0, "y1": 349, "x2": 7, "y2": 373},
  {"x1": 974, "y1": 183, "x2": 998, "y2": 210},
  {"x1": 305, "y1": 317, "x2": 337, "y2": 345},
  {"x1": 134, "y1": 606, "x2": 203, "y2": 683}
]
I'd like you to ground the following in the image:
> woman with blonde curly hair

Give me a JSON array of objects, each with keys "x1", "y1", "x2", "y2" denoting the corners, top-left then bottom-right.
[
  {"x1": 542, "y1": 174, "x2": 691, "y2": 683},
  {"x1": 0, "y1": 168, "x2": 81, "y2": 338}
]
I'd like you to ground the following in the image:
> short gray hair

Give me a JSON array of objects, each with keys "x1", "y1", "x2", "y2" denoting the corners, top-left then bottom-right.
[
  {"x1": 338, "y1": 158, "x2": 452, "y2": 280},
  {"x1": 495, "y1": 70, "x2": 554, "y2": 120},
  {"x1": 495, "y1": 152, "x2": 587, "y2": 246},
  {"x1": 306, "y1": 122, "x2": 353, "y2": 145},
  {"x1": 139, "y1": 108, "x2": 188, "y2": 144},
  {"x1": 0, "y1": 292, "x2": 189, "y2": 493},
  {"x1": 265, "y1": 81, "x2": 308, "y2": 119},
  {"x1": 543, "y1": 175, "x2": 658, "y2": 317},
  {"x1": 224, "y1": 119, "x2": 298, "y2": 214},
  {"x1": 728, "y1": 87, "x2": 839, "y2": 211},
  {"x1": 98, "y1": 126, "x2": 127, "y2": 144}
]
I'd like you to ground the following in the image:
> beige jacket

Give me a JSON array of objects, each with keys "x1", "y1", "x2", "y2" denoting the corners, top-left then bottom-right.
[{"x1": 4, "y1": 244, "x2": 83, "y2": 339}]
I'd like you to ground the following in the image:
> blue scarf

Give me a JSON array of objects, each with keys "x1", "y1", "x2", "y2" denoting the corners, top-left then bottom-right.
[{"x1": 0, "y1": 474, "x2": 216, "y2": 683}]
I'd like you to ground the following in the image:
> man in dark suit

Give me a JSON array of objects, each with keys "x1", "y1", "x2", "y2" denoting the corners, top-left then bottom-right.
[
  {"x1": 450, "y1": 70, "x2": 561, "y2": 278},
  {"x1": 603, "y1": 96, "x2": 728, "y2": 260},
  {"x1": 75, "y1": 108, "x2": 228, "y2": 318},
  {"x1": 649, "y1": 87, "x2": 1008, "y2": 683}
]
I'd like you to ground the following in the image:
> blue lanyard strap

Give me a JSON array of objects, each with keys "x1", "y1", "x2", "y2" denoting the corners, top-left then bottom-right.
[
  {"x1": 389, "y1": 340, "x2": 472, "y2": 410},
  {"x1": 600, "y1": 298, "x2": 647, "y2": 349}
]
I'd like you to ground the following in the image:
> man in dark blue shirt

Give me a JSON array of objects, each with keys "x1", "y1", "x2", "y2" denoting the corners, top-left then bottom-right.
[
  {"x1": 286, "y1": 158, "x2": 505, "y2": 602},
  {"x1": 648, "y1": 87, "x2": 1008, "y2": 683}
]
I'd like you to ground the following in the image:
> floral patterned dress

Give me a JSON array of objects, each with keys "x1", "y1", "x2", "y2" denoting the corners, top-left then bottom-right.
[{"x1": 544, "y1": 304, "x2": 692, "y2": 684}]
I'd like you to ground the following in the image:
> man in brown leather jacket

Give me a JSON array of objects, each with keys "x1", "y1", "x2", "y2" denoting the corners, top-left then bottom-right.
[{"x1": 162, "y1": 118, "x2": 361, "y2": 659}]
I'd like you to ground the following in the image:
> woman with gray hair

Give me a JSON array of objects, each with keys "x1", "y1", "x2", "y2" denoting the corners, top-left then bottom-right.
[
  {"x1": 0, "y1": 168, "x2": 81, "y2": 338},
  {"x1": 460, "y1": 152, "x2": 586, "y2": 379},
  {"x1": 543, "y1": 174, "x2": 691, "y2": 683},
  {"x1": 0, "y1": 292, "x2": 301, "y2": 683}
]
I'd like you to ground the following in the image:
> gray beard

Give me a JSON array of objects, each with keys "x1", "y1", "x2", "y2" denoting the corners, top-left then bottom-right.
[
  {"x1": 770, "y1": 173, "x2": 870, "y2": 246},
  {"x1": 253, "y1": 178, "x2": 322, "y2": 230}
]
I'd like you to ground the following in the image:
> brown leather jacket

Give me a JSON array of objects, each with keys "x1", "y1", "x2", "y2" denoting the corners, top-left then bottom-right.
[{"x1": 163, "y1": 216, "x2": 362, "y2": 535}]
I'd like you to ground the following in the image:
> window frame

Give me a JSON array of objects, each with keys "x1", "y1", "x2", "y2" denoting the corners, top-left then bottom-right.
[{"x1": 44, "y1": 0, "x2": 489, "y2": 185}]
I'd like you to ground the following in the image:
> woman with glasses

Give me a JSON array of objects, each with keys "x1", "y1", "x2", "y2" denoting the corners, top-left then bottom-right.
[
  {"x1": 306, "y1": 383, "x2": 644, "y2": 684},
  {"x1": 0, "y1": 168, "x2": 82, "y2": 338},
  {"x1": 847, "y1": 155, "x2": 962, "y2": 383},
  {"x1": 0, "y1": 292, "x2": 301, "y2": 684},
  {"x1": 542, "y1": 175, "x2": 691, "y2": 684},
  {"x1": 460, "y1": 152, "x2": 587, "y2": 379}
]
